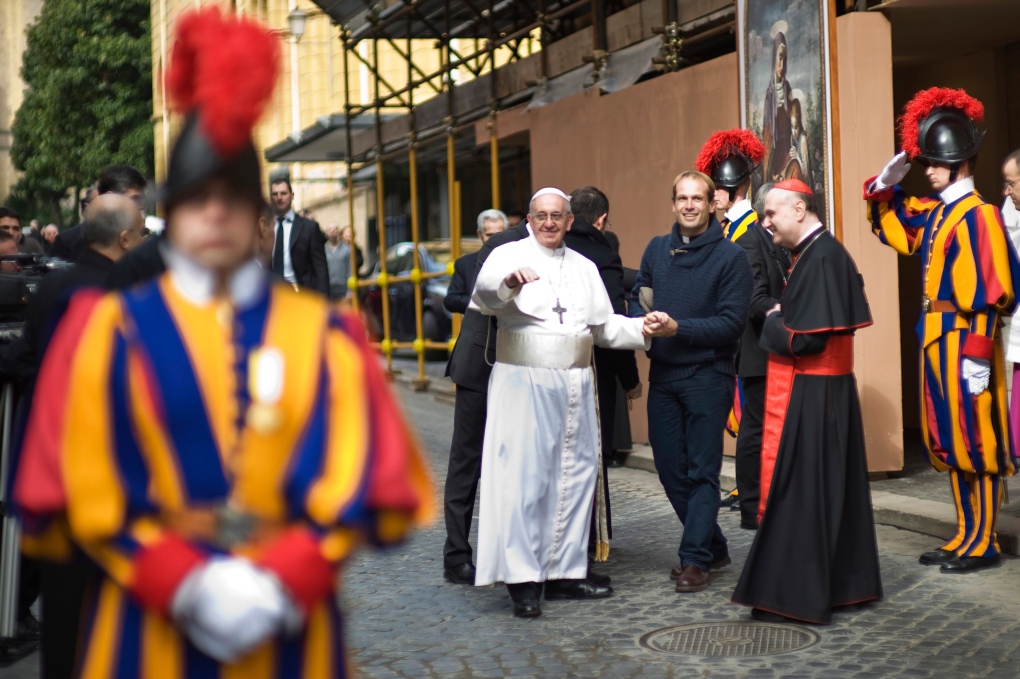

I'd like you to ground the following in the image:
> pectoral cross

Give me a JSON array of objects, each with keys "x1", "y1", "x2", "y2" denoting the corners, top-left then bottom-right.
[{"x1": 553, "y1": 298, "x2": 567, "y2": 324}]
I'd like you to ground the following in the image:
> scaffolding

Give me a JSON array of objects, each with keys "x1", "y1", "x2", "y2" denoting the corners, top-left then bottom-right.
[{"x1": 309, "y1": 0, "x2": 736, "y2": 388}]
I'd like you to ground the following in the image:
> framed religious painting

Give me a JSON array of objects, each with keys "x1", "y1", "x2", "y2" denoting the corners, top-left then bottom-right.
[{"x1": 737, "y1": 0, "x2": 839, "y2": 233}]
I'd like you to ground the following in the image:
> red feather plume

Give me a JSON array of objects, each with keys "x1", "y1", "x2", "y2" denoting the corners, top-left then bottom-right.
[
  {"x1": 695, "y1": 129, "x2": 766, "y2": 174},
  {"x1": 898, "y1": 87, "x2": 984, "y2": 158},
  {"x1": 165, "y1": 8, "x2": 280, "y2": 156}
]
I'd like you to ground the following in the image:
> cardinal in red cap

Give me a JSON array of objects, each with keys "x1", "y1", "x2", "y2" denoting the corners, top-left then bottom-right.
[
  {"x1": 865, "y1": 87, "x2": 1020, "y2": 574},
  {"x1": 13, "y1": 8, "x2": 433, "y2": 675},
  {"x1": 732, "y1": 180, "x2": 881, "y2": 625}
]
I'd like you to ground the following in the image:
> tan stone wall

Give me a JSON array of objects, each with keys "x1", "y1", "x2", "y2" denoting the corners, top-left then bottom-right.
[
  {"x1": 0, "y1": 0, "x2": 44, "y2": 202},
  {"x1": 527, "y1": 41, "x2": 906, "y2": 472}
]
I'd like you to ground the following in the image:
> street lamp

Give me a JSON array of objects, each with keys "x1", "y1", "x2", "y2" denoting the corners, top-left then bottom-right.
[{"x1": 288, "y1": 8, "x2": 308, "y2": 40}]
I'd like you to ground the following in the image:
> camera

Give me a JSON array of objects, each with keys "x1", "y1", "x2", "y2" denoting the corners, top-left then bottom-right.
[{"x1": 0, "y1": 254, "x2": 68, "y2": 341}]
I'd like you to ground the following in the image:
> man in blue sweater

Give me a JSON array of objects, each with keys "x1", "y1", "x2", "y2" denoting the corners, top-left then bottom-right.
[{"x1": 631, "y1": 170, "x2": 753, "y2": 593}]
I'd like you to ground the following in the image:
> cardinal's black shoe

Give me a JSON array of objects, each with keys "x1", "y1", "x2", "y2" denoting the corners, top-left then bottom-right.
[
  {"x1": 544, "y1": 579, "x2": 613, "y2": 600},
  {"x1": 443, "y1": 562, "x2": 476, "y2": 584},
  {"x1": 940, "y1": 554, "x2": 1001, "y2": 573},
  {"x1": 918, "y1": 549, "x2": 955, "y2": 566}
]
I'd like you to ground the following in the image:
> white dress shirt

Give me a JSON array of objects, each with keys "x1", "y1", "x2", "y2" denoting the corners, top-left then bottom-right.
[{"x1": 273, "y1": 210, "x2": 297, "y2": 284}]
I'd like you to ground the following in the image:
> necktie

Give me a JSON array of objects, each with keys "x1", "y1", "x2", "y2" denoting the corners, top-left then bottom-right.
[{"x1": 272, "y1": 217, "x2": 285, "y2": 275}]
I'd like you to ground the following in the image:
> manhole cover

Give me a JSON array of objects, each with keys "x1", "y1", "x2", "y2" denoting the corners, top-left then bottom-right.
[{"x1": 639, "y1": 622, "x2": 819, "y2": 657}]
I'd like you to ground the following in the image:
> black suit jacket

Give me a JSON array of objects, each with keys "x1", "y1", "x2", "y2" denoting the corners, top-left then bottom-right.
[
  {"x1": 735, "y1": 224, "x2": 791, "y2": 377},
  {"x1": 563, "y1": 218, "x2": 640, "y2": 390},
  {"x1": 445, "y1": 223, "x2": 530, "y2": 392},
  {"x1": 104, "y1": 234, "x2": 167, "y2": 290},
  {"x1": 50, "y1": 224, "x2": 84, "y2": 261},
  {"x1": 287, "y1": 215, "x2": 329, "y2": 295},
  {"x1": 443, "y1": 251, "x2": 478, "y2": 315}
]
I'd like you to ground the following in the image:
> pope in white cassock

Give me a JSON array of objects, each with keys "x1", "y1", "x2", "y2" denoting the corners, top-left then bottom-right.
[{"x1": 471, "y1": 187, "x2": 672, "y2": 618}]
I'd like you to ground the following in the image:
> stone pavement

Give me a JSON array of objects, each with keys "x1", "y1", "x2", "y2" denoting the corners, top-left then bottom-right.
[
  {"x1": 341, "y1": 385, "x2": 1020, "y2": 679},
  {"x1": 5, "y1": 366, "x2": 1019, "y2": 678}
]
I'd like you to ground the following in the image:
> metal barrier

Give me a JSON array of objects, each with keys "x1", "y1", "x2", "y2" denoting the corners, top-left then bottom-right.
[{"x1": 0, "y1": 384, "x2": 23, "y2": 642}]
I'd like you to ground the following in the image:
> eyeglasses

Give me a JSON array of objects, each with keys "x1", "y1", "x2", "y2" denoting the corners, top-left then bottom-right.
[
  {"x1": 532, "y1": 212, "x2": 567, "y2": 223},
  {"x1": 1004, "y1": 177, "x2": 1020, "y2": 191}
]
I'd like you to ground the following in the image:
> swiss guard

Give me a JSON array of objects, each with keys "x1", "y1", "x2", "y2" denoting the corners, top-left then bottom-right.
[
  {"x1": 865, "y1": 87, "x2": 1020, "y2": 573},
  {"x1": 695, "y1": 129, "x2": 770, "y2": 524},
  {"x1": 13, "y1": 8, "x2": 432, "y2": 677},
  {"x1": 695, "y1": 129, "x2": 766, "y2": 243}
]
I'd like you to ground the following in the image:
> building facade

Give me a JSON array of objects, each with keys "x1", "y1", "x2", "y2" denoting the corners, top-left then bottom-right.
[{"x1": 0, "y1": 0, "x2": 44, "y2": 202}]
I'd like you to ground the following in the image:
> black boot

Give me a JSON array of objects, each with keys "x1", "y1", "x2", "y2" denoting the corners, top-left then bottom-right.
[{"x1": 507, "y1": 582, "x2": 542, "y2": 618}]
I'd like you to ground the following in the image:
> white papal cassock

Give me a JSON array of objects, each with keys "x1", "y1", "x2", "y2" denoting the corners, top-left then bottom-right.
[{"x1": 472, "y1": 233, "x2": 648, "y2": 587}]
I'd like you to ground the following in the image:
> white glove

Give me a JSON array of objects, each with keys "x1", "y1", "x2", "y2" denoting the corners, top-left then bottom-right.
[
  {"x1": 962, "y1": 357, "x2": 991, "y2": 396},
  {"x1": 171, "y1": 558, "x2": 303, "y2": 663},
  {"x1": 873, "y1": 151, "x2": 911, "y2": 192}
]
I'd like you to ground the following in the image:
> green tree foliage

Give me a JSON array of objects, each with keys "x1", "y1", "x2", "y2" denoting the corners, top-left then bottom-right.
[{"x1": 9, "y1": 0, "x2": 153, "y2": 225}]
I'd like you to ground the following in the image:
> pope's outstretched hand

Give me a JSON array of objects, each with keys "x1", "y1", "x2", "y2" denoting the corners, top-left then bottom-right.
[{"x1": 504, "y1": 267, "x2": 540, "y2": 289}]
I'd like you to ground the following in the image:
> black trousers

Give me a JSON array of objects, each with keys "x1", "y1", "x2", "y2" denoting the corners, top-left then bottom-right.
[
  {"x1": 443, "y1": 384, "x2": 487, "y2": 569},
  {"x1": 41, "y1": 555, "x2": 97, "y2": 679},
  {"x1": 734, "y1": 375, "x2": 766, "y2": 527},
  {"x1": 17, "y1": 555, "x2": 40, "y2": 620}
]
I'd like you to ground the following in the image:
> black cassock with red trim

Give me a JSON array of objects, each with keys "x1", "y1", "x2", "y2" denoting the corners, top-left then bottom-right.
[{"x1": 731, "y1": 225, "x2": 882, "y2": 624}]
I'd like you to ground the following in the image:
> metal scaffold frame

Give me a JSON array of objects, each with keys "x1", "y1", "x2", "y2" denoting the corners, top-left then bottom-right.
[{"x1": 337, "y1": 0, "x2": 604, "y2": 389}]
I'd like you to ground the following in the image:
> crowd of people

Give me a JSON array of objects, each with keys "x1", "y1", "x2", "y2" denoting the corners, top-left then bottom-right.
[
  {"x1": 440, "y1": 86, "x2": 1019, "y2": 624},
  {"x1": 0, "y1": 5, "x2": 1018, "y2": 678}
]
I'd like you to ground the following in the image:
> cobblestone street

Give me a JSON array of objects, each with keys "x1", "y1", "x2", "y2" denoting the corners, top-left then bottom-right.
[{"x1": 341, "y1": 384, "x2": 1020, "y2": 679}]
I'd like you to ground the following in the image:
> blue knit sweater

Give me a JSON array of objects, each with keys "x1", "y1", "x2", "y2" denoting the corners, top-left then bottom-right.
[{"x1": 630, "y1": 220, "x2": 752, "y2": 383}]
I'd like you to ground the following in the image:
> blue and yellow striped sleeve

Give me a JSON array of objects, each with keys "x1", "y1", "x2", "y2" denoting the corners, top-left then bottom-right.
[
  {"x1": 865, "y1": 178, "x2": 938, "y2": 256},
  {"x1": 253, "y1": 306, "x2": 433, "y2": 614}
]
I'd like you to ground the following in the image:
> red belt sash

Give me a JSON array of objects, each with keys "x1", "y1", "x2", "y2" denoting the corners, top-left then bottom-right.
[{"x1": 758, "y1": 334, "x2": 854, "y2": 522}]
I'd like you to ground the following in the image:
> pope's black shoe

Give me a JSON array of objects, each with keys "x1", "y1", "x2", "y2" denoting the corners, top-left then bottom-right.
[
  {"x1": 443, "y1": 562, "x2": 476, "y2": 585},
  {"x1": 918, "y1": 549, "x2": 955, "y2": 566},
  {"x1": 586, "y1": 569, "x2": 611, "y2": 586},
  {"x1": 507, "y1": 582, "x2": 542, "y2": 617},
  {"x1": 544, "y1": 579, "x2": 613, "y2": 600},
  {"x1": 940, "y1": 554, "x2": 1001, "y2": 573}
]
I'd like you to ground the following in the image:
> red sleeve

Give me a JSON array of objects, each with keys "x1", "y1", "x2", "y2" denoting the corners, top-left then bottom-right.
[
  {"x1": 14, "y1": 291, "x2": 104, "y2": 526},
  {"x1": 862, "y1": 175, "x2": 894, "y2": 202}
]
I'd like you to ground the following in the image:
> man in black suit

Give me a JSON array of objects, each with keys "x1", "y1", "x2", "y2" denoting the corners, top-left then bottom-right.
[
  {"x1": 51, "y1": 165, "x2": 147, "y2": 262},
  {"x1": 564, "y1": 187, "x2": 641, "y2": 539},
  {"x1": 269, "y1": 179, "x2": 329, "y2": 295},
  {"x1": 733, "y1": 183, "x2": 791, "y2": 530},
  {"x1": 441, "y1": 208, "x2": 510, "y2": 584}
]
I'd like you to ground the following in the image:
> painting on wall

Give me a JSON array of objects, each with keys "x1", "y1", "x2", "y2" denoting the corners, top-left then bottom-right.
[{"x1": 737, "y1": 0, "x2": 836, "y2": 229}]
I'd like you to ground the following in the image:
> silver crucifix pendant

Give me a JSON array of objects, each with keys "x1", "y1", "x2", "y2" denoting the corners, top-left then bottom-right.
[{"x1": 553, "y1": 298, "x2": 567, "y2": 324}]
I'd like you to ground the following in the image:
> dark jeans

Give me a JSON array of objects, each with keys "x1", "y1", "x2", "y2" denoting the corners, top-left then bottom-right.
[
  {"x1": 647, "y1": 367, "x2": 732, "y2": 570},
  {"x1": 443, "y1": 385, "x2": 487, "y2": 568},
  {"x1": 734, "y1": 375, "x2": 766, "y2": 527}
]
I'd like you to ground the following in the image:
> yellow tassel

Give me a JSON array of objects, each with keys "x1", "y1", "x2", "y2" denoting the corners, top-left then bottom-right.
[{"x1": 595, "y1": 540, "x2": 609, "y2": 562}]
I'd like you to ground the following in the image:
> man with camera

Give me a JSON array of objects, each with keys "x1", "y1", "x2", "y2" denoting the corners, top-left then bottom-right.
[{"x1": 0, "y1": 193, "x2": 144, "y2": 677}]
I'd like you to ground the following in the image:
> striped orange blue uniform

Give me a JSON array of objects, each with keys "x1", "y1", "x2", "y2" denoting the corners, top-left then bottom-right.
[
  {"x1": 14, "y1": 274, "x2": 432, "y2": 679},
  {"x1": 723, "y1": 206, "x2": 758, "y2": 437},
  {"x1": 866, "y1": 178, "x2": 1020, "y2": 559}
]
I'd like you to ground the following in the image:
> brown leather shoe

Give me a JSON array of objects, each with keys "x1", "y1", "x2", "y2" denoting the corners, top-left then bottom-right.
[
  {"x1": 670, "y1": 555, "x2": 729, "y2": 580},
  {"x1": 675, "y1": 565, "x2": 710, "y2": 592}
]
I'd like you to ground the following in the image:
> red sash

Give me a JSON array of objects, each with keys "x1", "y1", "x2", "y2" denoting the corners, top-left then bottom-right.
[{"x1": 758, "y1": 334, "x2": 854, "y2": 521}]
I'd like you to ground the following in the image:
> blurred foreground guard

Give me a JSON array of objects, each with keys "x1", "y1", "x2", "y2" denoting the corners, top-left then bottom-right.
[
  {"x1": 866, "y1": 88, "x2": 1019, "y2": 573},
  {"x1": 13, "y1": 9, "x2": 431, "y2": 677},
  {"x1": 732, "y1": 180, "x2": 882, "y2": 624}
]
